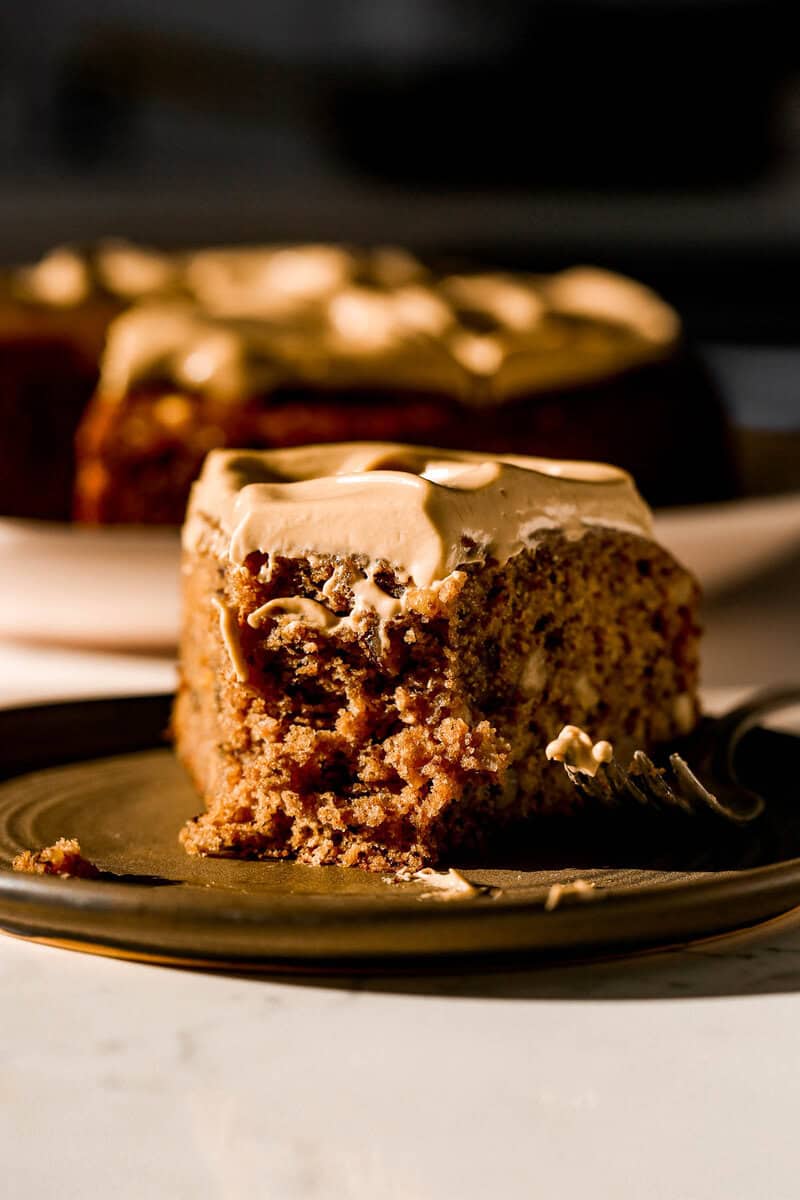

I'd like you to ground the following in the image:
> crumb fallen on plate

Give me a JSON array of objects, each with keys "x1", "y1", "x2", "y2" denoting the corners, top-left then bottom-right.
[
  {"x1": 384, "y1": 866, "x2": 497, "y2": 900},
  {"x1": 544, "y1": 878, "x2": 597, "y2": 912},
  {"x1": 12, "y1": 838, "x2": 100, "y2": 880}
]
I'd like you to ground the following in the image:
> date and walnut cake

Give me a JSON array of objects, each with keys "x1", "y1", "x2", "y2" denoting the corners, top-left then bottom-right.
[
  {"x1": 174, "y1": 441, "x2": 700, "y2": 871},
  {"x1": 1, "y1": 241, "x2": 733, "y2": 522},
  {"x1": 72, "y1": 246, "x2": 733, "y2": 521}
]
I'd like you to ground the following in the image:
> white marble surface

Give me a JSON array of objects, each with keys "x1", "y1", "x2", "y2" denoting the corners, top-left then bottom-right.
[
  {"x1": 4, "y1": 918, "x2": 800, "y2": 1200},
  {"x1": 1, "y1": 547, "x2": 799, "y2": 1199}
]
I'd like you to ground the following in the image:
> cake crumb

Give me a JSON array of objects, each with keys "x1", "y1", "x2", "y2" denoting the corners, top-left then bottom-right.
[
  {"x1": 385, "y1": 866, "x2": 492, "y2": 900},
  {"x1": 544, "y1": 878, "x2": 597, "y2": 912},
  {"x1": 12, "y1": 838, "x2": 100, "y2": 879}
]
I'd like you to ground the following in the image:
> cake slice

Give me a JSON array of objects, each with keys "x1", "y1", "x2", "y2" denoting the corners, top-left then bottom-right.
[{"x1": 174, "y1": 442, "x2": 700, "y2": 871}]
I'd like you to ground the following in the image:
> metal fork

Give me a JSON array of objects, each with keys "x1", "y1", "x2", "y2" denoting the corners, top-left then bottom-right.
[{"x1": 553, "y1": 687, "x2": 800, "y2": 825}]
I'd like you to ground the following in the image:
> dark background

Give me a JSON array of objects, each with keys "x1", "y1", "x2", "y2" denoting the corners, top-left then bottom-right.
[{"x1": 0, "y1": 0, "x2": 798, "y2": 427}]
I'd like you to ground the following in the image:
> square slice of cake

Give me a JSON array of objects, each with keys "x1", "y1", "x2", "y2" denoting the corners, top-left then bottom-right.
[{"x1": 175, "y1": 442, "x2": 700, "y2": 870}]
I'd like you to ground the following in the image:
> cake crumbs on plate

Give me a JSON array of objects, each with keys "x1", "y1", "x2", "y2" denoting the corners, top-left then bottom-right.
[
  {"x1": 544, "y1": 878, "x2": 598, "y2": 912},
  {"x1": 384, "y1": 866, "x2": 497, "y2": 900},
  {"x1": 12, "y1": 837, "x2": 100, "y2": 880}
]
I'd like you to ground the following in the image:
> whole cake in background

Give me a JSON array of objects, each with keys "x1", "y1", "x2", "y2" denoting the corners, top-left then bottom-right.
[
  {"x1": 175, "y1": 442, "x2": 701, "y2": 870},
  {"x1": 0, "y1": 241, "x2": 735, "y2": 523}
]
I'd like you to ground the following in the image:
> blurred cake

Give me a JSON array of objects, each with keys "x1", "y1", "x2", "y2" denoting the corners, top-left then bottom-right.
[
  {"x1": 0, "y1": 241, "x2": 180, "y2": 519},
  {"x1": 175, "y1": 442, "x2": 701, "y2": 870},
  {"x1": 73, "y1": 247, "x2": 735, "y2": 522},
  {"x1": 0, "y1": 241, "x2": 735, "y2": 523}
]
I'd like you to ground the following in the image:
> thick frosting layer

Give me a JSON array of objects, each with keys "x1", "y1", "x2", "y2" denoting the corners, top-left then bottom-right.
[
  {"x1": 185, "y1": 443, "x2": 653, "y2": 592},
  {"x1": 95, "y1": 247, "x2": 680, "y2": 405}
]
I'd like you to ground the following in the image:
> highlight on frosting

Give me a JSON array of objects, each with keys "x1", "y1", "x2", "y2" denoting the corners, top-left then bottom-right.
[
  {"x1": 442, "y1": 273, "x2": 545, "y2": 331},
  {"x1": 96, "y1": 240, "x2": 179, "y2": 299},
  {"x1": 13, "y1": 239, "x2": 179, "y2": 307},
  {"x1": 16, "y1": 246, "x2": 93, "y2": 307},
  {"x1": 543, "y1": 267, "x2": 680, "y2": 345},
  {"x1": 186, "y1": 244, "x2": 353, "y2": 318}
]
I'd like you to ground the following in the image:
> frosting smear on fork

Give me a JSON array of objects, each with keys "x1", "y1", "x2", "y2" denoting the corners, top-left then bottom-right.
[{"x1": 546, "y1": 725, "x2": 614, "y2": 777}]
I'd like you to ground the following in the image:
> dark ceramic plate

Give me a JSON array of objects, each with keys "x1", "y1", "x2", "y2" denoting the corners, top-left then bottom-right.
[{"x1": 0, "y1": 694, "x2": 799, "y2": 969}]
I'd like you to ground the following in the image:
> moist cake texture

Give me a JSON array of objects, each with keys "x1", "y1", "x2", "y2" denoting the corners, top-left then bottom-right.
[{"x1": 175, "y1": 442, "x2": 701, "y2": 871}]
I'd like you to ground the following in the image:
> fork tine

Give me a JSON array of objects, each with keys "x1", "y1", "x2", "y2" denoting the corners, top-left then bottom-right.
[
  {"x1": 668, "y1": 753, "x2": 765, "y2": 823},
  {"x1": 608, "y1": 757, "x2": 652, "y2": 808},
  {"x1": 564, "y1": 766, "x2": 617, "y2": 807},
  {"x1": 631, "y1": 751, "x2": 695, "y2": 815},
  {"x1": 553, "y1": 737, "x2": 762, "y2": 823},
  {"x1": 546, "y1": 686, "x2": 797, "y2": 825}
]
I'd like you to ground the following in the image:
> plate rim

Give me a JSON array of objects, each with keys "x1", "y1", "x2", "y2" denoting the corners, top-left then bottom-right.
[{"x1": 1, "y1": 693, "x2": 800, "y2": 964}]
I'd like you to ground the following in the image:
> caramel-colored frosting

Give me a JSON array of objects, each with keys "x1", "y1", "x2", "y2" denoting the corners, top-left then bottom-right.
[
  {"x1": 99, "y1": 298, "x2": 470, "y2": 402},
  {"x1": 96, "y1": 245, "x2": 680, "y2": 405},
  {"x1": 186, "y1": 244, "x2": 356, "y2": 318},
  {"x1": 14, "y1": 246, "x2": 94, "y2": 308},
  {"x1": 211, "y1": 598, "x2": 249, "y2": 682},
  {"x1": 11, "y1": 241, "x2": 679, "y2": 406},
  {"x1": 186, "y1": 443, "x2": 653, "y2": 604},
  {"x1": 387, "y1": 867, "x2": 485, "y2": 899}
]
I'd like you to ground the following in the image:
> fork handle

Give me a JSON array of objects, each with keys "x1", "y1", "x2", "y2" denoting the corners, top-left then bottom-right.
[{"x1": 713, "y1": 686, "x2": 800, "y2": 789}]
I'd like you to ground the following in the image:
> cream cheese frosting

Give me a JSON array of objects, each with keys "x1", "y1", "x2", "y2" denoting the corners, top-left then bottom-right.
[
  {"x1": 99, "y1": 299, "x2": 470, "y2": 402},
  {"x1": 185, "y1": 442, "x2": 653, "y2": 595},
  {"x1": 10, "y1": 242, "x2": 680, "y2": 406}
]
